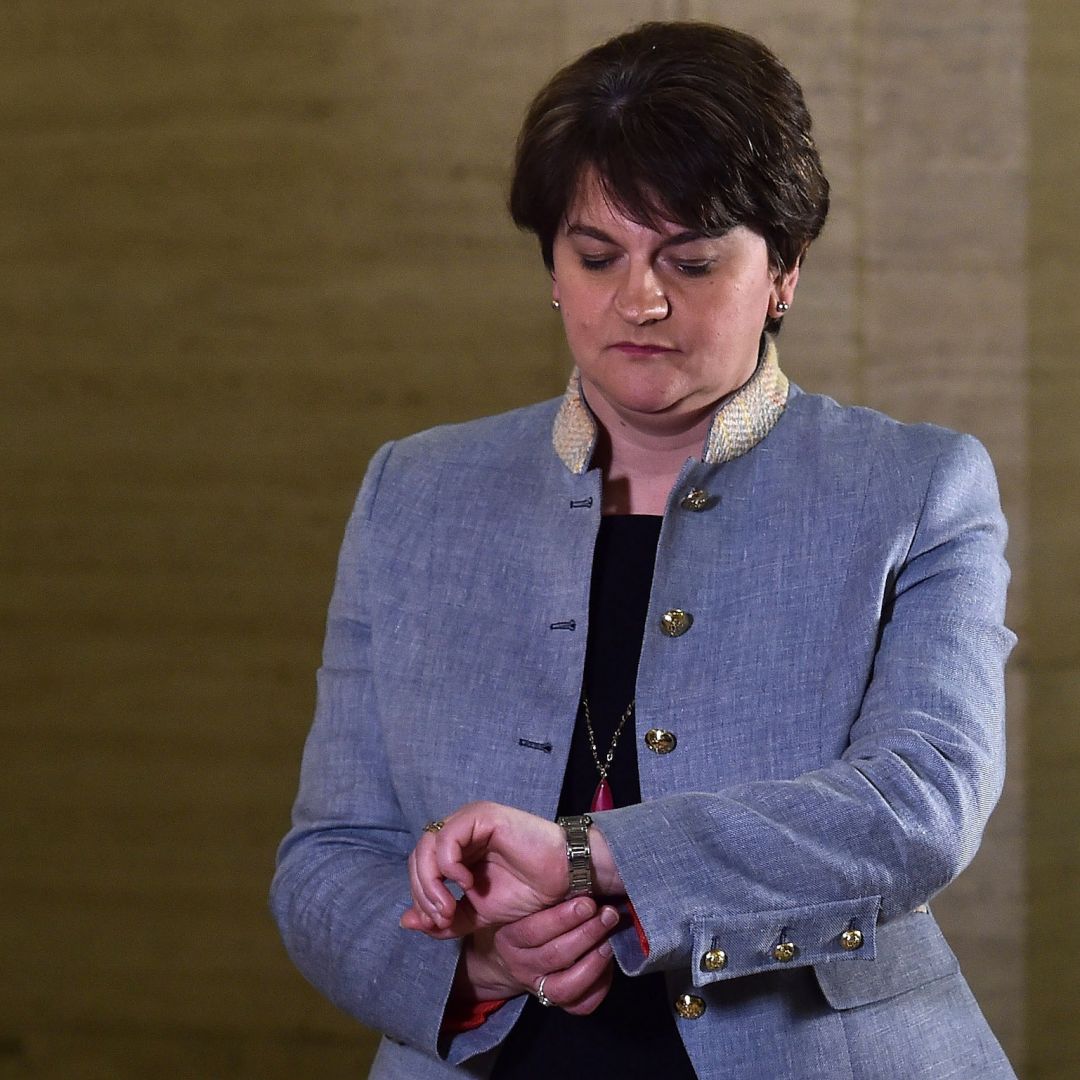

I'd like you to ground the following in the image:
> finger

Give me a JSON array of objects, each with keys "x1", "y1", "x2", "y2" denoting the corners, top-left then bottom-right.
[
  {"x1": 514, "y1": 903, "x2": 619, "y2": 976},
  {"x1": 401, "y1": 900, "x2": 482, "y2": 940},
  {"x1": 539, "y1": 940, "x2": 615, "y2": 1015},
  {"x1": 400, "y1": 893, "x2": 478, "y2": 939},
  {"x1": 493, "y1": 903, "x2": 615, "y2": 993},
  {"x1": 560, "y1": 949, "x2": 615, "y2": 1016},
  {"x1": 399, "y1": 905, "x2": 428, "y2": 931},
  {"x1": 433, "y1": 830, "x2": 476, "y2": 894},
  {"x1": 498, "y1": 897, "x2": 597, "y2": 951},
  {"x1": 407, "y1": 843, "x2": 446, "y2": 924},
  {"x1": 400, "y1": 900, "x2": 450, "y2": 933},
  {"x1": 408, "y1": 921, "x2": 463, "y2": 941},
  {"x1": 417, "y1": 819, "x2": 476, "y2": 910},
  {"x1": 442, "y1": 895, "x2": 483, "y2": 939},
  {"x1": 412, "y1": 835, "x2": 461, "y2": 928}
]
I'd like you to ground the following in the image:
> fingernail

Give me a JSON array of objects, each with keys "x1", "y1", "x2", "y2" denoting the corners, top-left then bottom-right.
[
  {"x1": 574, "y1": 899, "x2": 592, "y2": 918},
  {"x1": 600, "y1": 906, "x2": 619, "y2": 928},
  {"x1": 599, "y1": 941, "x2": 613, "y2": 957}
]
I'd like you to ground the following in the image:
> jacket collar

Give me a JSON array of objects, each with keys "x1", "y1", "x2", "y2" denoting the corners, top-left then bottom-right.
[{"x1": 551, "y1": 334, "x2": 790, "y2": 475}]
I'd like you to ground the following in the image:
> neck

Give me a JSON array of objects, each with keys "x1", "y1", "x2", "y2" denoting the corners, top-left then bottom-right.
[{"x1": 582, "y1": 386, "x2": 715, "y2": 515}]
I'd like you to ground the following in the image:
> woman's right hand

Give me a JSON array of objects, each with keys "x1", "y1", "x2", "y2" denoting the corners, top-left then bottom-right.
[
  {"x1": 402, "y1": 801, "x2": 570, "y2": 936},
  {"x1": 456, "y1": 897, "x2": 619, "y2": 1016},
  {"x1": 402, "y1": 800, "x2": 625, "y2": 937}
]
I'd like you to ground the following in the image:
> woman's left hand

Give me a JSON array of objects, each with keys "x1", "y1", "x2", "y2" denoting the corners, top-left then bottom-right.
[
  {"x1": 401, "y1": 801, "x2": 572, "y2": 938},
  {"x1": 455, "y1": 899, "x2": 619, "y2": 1014}
]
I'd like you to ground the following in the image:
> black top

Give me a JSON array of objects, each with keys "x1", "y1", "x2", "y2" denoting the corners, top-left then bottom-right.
[{"x1": 491, "y1": 516, "x2": 698, "y2": 1079}]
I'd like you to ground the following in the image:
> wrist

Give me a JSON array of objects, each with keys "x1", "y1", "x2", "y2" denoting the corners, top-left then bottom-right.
[
  {"x1": 455, "y1": 932, "x2": 517, "y2": 1003},
  {"x1": 555, "y1": 814, "x2": 594, "y2": 897},
  {"x1": 586, "y1": 825, "x2": 623, "y2": 897},
  {"x1": 444, "y1": 938, "x2": 512, "y2": 1036}
]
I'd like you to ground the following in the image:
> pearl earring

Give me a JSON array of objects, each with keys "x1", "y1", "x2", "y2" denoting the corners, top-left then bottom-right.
[
  {"x1": 551, "y1": 299, "x2": 560, "y2": 311},
  {"x1": 776, "y1": 301, "x2": 790, "y2": 314}
]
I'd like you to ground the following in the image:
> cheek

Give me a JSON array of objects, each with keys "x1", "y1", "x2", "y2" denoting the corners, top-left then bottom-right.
[
  {"x1": 727, "y1": 268, "x2": 770, "y2": 301},
  {"x1": 715, "y1": 277, "x2": 772, "y2": 322},
  {"x1": 564, "y1": 319, "x2": 596, "y2": 359},
  {"x1": 564, "y1": 293, "x2": 603, "y2": 334}
]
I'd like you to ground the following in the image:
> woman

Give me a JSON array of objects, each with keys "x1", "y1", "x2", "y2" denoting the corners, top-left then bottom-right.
[{"x1": 272, "y1": 22, "x2": 1016, "y2": 1079}]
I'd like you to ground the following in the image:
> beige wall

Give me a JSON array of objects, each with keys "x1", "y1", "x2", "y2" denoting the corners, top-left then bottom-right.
[
  {"x1": 1029, "y1": 4, "x2": 1080, "y2": 1079},
  {"x1": 1, "y1": 2, "x2": 1071, "y2": 1076}
]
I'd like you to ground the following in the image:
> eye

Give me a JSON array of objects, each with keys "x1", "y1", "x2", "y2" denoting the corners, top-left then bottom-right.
[
  {"x1": 580, "y1": 254, "x2": 615, "y2": 272},
  {"x1": 675, "y1": 260, "x2": 712, "y2": 278}
]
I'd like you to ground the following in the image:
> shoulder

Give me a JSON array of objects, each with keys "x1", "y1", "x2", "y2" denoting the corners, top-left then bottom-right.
[
  {"x1": 783, "y1": 385, "x2": 964, "y2": 454},
  {"x1": 764, "y1": 387, "x2": 1004, "y2": 554},
  {"x1": 383, "y1": 396, "x2": 561, "y2": 472},
  {"x1": 778, "y1": 385, "x2": 996, "y2": 485},
  {"x1": 350, "y1": 396, "x2": 564, "y2": 524}
]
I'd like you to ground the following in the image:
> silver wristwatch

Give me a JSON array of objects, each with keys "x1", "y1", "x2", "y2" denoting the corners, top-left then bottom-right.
[{"x1": 556, "y1": 813, "x2": 594, "y2": 897}]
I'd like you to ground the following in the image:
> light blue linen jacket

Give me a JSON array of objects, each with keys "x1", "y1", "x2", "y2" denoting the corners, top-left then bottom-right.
[{"x1": 272, "y1": 343, "x2": 1017, "y2": 1079}]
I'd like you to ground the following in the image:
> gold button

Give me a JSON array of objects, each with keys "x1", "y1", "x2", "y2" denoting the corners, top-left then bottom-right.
[
  {"x1": 840, "y1": 929, "x2": 864, "y2": 951},
  {"x1": 673, "y1": 993, "x2": 706, "y2": 1020},
  {"x1": 772, "y1": 941, "x2": 797, "y2": 963},
  {"x1": 644, "y1": 728, "x2": 677, "y2": 754},
  {"x1": 660, "y1": 609, "x2": 693, "y2": 637},
  {"x1": 680, "y1": 488, "x2": 710, "y2": 511},
  {"x1": 701, "y1": 948, "x2": 727, "y2": 972}
]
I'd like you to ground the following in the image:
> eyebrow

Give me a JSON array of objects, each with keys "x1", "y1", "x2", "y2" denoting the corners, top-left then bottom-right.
[{"x1": 565, "y1": 223, "x2": 708, "y2": 248}]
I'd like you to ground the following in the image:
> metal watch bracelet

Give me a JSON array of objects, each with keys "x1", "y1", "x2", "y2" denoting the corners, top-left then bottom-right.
[{"x1": 556, "y1": 813, "x2": 593, "y2": 897}]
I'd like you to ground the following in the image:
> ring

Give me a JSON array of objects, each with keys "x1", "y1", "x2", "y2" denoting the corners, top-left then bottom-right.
[
  {"x1": 423, "y1": 820, "x2": 445, "y2": 834},
  {"x1": 536, "y1": 975, "x2": 554, "y2": 1007}
]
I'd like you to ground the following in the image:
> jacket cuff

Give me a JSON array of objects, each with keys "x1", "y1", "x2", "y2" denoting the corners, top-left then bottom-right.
[
  {"x1": 442, "y1": 995, "x2": 528, "y2": 1065},
  {"x1": 688, "y1": 896, "x2": 881, "y2": 986},
  {"x1": 441, "y1": 995, "x2": 509, "y2": 1035}
]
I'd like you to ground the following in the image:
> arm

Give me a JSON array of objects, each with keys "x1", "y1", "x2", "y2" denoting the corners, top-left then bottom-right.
[
  {"x1": 271, "y1": 444, "x2": 463, "y2": 1053},
  {"x1": 406, "y1": 434, "x2": 1014, "y2": 986},
  {"x1": 271, "y1": 445, "x2": 617, "y2": 1061},
  {"x1": 272, "y1": 443, "x2": 527, "y2": 1061},
  {"x1": 598, "y1": 433, "x2": 1014, "y2": 982}
]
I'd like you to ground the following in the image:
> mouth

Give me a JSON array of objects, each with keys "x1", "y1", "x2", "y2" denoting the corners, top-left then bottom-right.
[{"x1": 609, "y1": 342, "x2": 678, "y2": 356}]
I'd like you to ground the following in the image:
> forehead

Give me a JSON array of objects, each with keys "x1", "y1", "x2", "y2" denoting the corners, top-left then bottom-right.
[{"x1": 563, "y1": 167, "x2": 688, "y2": 238}]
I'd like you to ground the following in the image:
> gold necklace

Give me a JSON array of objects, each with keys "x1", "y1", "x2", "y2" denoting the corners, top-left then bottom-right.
[{"x1": 582, "y1": 696, "x2": 634, "y2": 811}]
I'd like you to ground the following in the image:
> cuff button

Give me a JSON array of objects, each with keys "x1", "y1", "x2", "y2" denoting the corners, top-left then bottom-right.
[
  {"x1": 772, "y1": 941, "x2": 797, "y2": 963},
  {"x1": 840, "y1": 928, "x2": 864, "y2": 951},
  {"x1": 701, "y1": 948, "x2": 728, "y2": 972}
]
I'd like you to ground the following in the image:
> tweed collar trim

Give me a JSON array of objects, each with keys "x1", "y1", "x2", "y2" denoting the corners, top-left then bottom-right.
[{"x1": 551, "y1": 334, "x2": 790, "y2": 475}]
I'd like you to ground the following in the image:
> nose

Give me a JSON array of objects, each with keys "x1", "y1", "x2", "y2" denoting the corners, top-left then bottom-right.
[{"x1": 614, "y1": 263, "x2": 670, "y2": 324}]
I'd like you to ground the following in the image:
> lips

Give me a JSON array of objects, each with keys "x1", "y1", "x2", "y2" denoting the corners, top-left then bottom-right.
[{"x1": 610, "y1": 342, "x2": 678, "y2": 355}]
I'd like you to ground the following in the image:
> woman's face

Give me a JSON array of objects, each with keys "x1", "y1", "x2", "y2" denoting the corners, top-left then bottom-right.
[{"x1": 550, "y1": 171, "x2": 798, "y2": 436}]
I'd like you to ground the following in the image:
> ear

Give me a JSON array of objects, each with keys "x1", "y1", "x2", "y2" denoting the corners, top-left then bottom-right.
[{"x1": 771, "y1": 262, "x2": 800, "y2": 319}]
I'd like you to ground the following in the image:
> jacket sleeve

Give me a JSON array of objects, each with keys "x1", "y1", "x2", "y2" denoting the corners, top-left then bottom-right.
[
  {"x1": 269, "y1": 443, "x2": 522, "y2": 1065},
  {"x1": 595, "y1": 432, "x2": 1015, "y2": 986}
]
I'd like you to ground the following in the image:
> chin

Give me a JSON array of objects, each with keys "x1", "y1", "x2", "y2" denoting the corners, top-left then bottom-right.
[
  {"x1": 615, "y1": 394, "x2": 711, "y2": 431},
  {"x1": 621, "y1": 395, "x2": 686, "y2": 417},
  {"x1": 597, "y1": 386, "x2": 674, "y2": 415},
  {"x1": 581, "y1": 369, "x2": 710, "y2": 427},
  {"x1": 596, "y1": 372, "x2": 684, "y2": 410}
]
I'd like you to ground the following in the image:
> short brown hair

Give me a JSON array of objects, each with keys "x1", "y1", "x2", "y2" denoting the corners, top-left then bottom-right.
[{"x1": 509, "y1": 21, "x2": 829, "y2": 318}]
